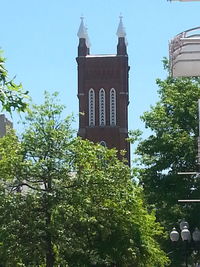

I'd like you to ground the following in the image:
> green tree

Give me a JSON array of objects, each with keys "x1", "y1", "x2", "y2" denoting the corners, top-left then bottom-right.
[
  {"x1": 0, "y1": 92, "x2": 169, "y2": 266},
  {"x1": 136, "y1": 65, "x2": 200, "y2": 265},
  {"x1": 0, "y1": 51, "x2": 29, "y2": 113}
]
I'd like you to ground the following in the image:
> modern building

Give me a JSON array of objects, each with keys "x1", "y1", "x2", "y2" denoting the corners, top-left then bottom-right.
[
  {"x1": 168, "y1": 0, "x2": 200, "y2": 2},
  {"x1": 0, "y1": 114, "x2": 13, "y2": 137},
  {"x1": 76, "y1": 17, "x2": 130, "y2": 164},
  {"x1": 169, "y1": 27, "x2": 200, "y2": 77}
]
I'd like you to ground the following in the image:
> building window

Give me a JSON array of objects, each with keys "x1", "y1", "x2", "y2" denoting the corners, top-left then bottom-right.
[
  {"x1": 110, "y1": 88, "x2": 116, "y2": 126},
  {"x1": 100, "y1": 141, "x2": 107, "y2": 147},
  {"x1": 99, "y1": 88, "x2": 106, "y2": 126},
  {"x1": 89, "y1": 88, "x2": 95, "y2": 126}
]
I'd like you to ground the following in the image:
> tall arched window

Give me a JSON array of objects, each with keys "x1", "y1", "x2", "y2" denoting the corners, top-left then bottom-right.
[
  {"x1": 110, "y1": 88, "x2": 116, "y2": 126},
  {"x1": 99, "y1": 88, "x2": 106, "y2": 126},
  {"x1": 88, "y1": 88, "x2": 95, "y2": 126}
]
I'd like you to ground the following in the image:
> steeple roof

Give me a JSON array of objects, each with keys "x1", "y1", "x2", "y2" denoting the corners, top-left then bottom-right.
[
  {"x1": 116, "y1": 15, "x2": 126, "y2": 38},
  {"x1": 77, "y1": 16, "x2": 86, "y2": 39},
  {"x1": 77, "y1": 16, "x2": 91, "y2": 48}
]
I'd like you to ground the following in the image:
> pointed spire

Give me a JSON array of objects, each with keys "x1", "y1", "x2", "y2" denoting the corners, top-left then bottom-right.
[
  {"x1": 77, "y1": 16, "x2": 91, "y2": 56},
  {"x1": 116, "y1": 15, "x2": 127, "y2": 55},
  {"x1": 77, "y1": 16, "x2": 91, "y2": 50},
  {"x1": 116, "y1": 15, "x2": 126, "y2": 38},
  {"x1": 77, "y1": 16, "x2": 87, "y2": 39}
]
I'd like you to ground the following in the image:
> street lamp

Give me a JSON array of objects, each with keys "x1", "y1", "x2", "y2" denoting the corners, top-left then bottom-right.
[{"x1": 170, "y1": 220, "x2": 200, "y2": 266}]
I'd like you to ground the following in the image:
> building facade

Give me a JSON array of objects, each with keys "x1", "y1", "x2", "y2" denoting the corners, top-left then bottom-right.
[
  {"x1": 76, "y1": 17, "x2": 130, "y2": 164},
  {"x1": 0, "y1": 114, "x2": 13, "y2": 138}
]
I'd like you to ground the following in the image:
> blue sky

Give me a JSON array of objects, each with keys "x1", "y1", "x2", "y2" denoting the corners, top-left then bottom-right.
[{"x1": 1, "y1": 0, "x2": 200, "y2": 150}]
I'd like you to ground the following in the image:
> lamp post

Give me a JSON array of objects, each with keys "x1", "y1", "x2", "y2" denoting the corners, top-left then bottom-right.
[{"x1": 170, "y1": 220, "x2": 200, "y2": 266}]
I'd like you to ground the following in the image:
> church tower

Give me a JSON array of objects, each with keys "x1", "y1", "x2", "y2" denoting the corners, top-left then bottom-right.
[{"x1": 76, "y1": 16, "x2": 130, "y2": 164}]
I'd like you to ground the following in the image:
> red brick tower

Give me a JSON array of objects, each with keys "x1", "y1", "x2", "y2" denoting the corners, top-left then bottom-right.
[{"x1": 76, "y1": 16, "x2": 130, "y2": 164}]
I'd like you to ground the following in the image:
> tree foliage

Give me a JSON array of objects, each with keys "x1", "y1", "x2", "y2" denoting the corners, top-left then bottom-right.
[
  {"x1": 0, "y1": 92, "x2": 169, "y2": 266},
  {"x1": 0, "y1": 51, "x2": 29, "y2": 113},
  {"x1": 136, "y1": 70, "x2": 200, "y2": 265}
]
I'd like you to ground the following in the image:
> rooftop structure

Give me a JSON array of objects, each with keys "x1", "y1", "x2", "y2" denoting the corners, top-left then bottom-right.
[
  {"x1": 169, "y1": 27, "x2": 200, "y2": 77},
  {"x1": 168, "y1": 0, "x2": 200, "y2": 2}
]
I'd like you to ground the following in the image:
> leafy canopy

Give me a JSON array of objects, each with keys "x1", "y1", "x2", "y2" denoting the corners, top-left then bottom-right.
[
  {"x1": 0, "y1": 51, "x2": 29, "y2": 113},
  {"x1": 0, "y1": 92, "x2": 169, "y2": 266},
  {"x1": 136, "y1": 64, "x2": 200, "y2": 265}
]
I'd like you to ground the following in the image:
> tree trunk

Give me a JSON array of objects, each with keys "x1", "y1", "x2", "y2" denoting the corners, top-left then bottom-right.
[
  {"x1": 46, "y1": 245, "x2": 54, "y2": 267},
  {"x1": 46, "y1": 210, "x2": 54, "y2": 267}
]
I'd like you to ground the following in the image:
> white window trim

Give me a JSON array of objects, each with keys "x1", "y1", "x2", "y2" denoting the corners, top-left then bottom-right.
[
  {"x1": 100, "y1": 141, "x2": 107, "y2": 147},
  {"x1": 89, "y1": 88, "x2": 95, "y2": 126},
  {"x1": 99, "y1": 88, "x2": 106, "y2": 126},
  {"x1": 110, "y1": 88, "x2": 116, "y2": 126}
]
